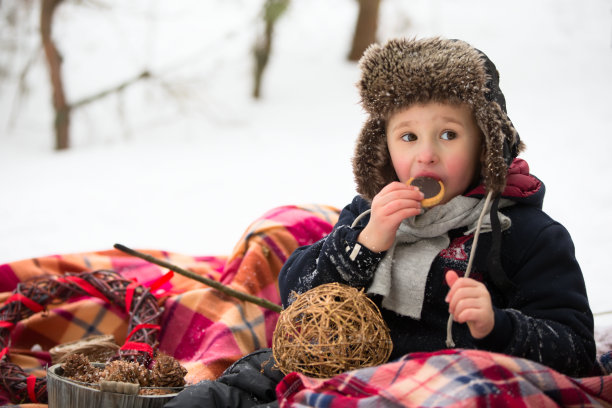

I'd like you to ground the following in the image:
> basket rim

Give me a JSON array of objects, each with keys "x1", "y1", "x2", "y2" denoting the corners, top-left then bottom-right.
[{"x1": 47, "y1": 363, "x2": 187, "y2": 397}]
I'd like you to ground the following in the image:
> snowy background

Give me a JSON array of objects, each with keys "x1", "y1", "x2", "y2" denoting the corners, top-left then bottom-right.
[{"x1": 1, "y1": 0, "x2": 611, "y2": 326}]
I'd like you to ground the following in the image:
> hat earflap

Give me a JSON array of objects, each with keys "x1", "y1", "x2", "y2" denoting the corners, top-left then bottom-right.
[
  {"x1": 352, "y1": 118, "x2": 397, "y2": 201},
  {"x1": 474, "y1": 101, "x2": 518, "y2": 195}
]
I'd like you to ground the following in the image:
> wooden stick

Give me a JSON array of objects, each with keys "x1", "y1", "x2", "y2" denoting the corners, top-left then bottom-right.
[{"x1": 114, "y1": 243, "x2": 282, "y2": 313}]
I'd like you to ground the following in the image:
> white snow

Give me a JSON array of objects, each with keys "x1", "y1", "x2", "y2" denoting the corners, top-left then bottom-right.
[{"x1": 1, "y1": 0, "x2": 611, "y2": 326}]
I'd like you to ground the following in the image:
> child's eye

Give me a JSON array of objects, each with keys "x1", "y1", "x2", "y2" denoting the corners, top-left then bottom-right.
[
  {"x1": 441, "y1": 131, "x2": 457, "y2": 140},
  {"x1": 401, "y1": 133, "x2": 417, "y2": 142}
]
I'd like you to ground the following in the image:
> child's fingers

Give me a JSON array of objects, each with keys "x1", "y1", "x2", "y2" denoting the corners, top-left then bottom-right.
[
  {"x1": 449, "y1": 296, "x2": 487, "y2": 318},
  {"x1": 445, "y1": 270, "x2": 459, "y2": 288},
  {"x1": 444, "y1": 271, "x2": 477, "y2": 302},
  {"x1": 381, "y1": 181, "x2": 422, "y2": 193},
  {"x1": 447, "y1": 286, "x2": 485, "y2": 315},
  {"x1": 375, "y1": 193, "x2": 423, "y2": 213},
  {"x1": 371, "y1": 183, "x2": 424, "y2": 222},
  {"x1": 453, "y1": 305, "x2": 480, "y2": 324},
  {"x1": 377, "y1": 182, "x2": 424, "y2": 203},
  {"x1": 445, "y1": 273, "x2": 495, "y2": 339},
  {"x1": 457, "y1": 306, "x2": 495, "y2": 339},
  {"x1": 381, "y1": 199, "x2": 422, "y2": 217}
]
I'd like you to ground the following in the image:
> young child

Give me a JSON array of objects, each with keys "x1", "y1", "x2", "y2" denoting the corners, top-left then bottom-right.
[
  {"x1": 279, "y1": 37, "x2": 595, "y2": 377},
  {"x1": 166, "y1": 37, "x2": 596, "y2": 408}
]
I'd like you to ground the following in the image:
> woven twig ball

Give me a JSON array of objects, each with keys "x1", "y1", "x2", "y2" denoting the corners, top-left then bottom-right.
[{"x1": 272, "y1": 282, "x2": 392, "y2": 378}]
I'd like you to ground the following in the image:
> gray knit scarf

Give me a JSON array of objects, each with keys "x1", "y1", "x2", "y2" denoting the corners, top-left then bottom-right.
[{"x1": 367, "y1": 195, "x2": 511, "y2": 319}]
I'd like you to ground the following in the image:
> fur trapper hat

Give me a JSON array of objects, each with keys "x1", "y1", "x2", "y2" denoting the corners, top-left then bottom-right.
[{"x1": 352, "y1": 37, "x2": 524, "y2": 200}]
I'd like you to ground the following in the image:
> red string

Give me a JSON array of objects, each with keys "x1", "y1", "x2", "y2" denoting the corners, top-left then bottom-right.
[
  {"x1": 5, "y1": 294, "x2": 43, "y2": 313},
  {"x1": 121, "y1": 341, "x2": 154, "y2": 359},
  {"x1": 0, "y1": 347, "x2": 8, "y2": 360},
  {"x1": 0, "y1": 321, "x2": 15, "y2": 330},
  {"x1": 125, "y1": 324, "x2": 161, "y2": 342},
  {"x1": 124, "y1": 271, "x2": 173, "y2": 314},
  {"x1": 27, "y1": 375, "x2": 38, "y2": 403},
  {"x1": 125, "y1": 281, "x2": 140, "y2": 314},
  {"x1": 57, "y1": 276, "x2": 110, "y2": 303},
  {"x1": 149, "y1": 271, "x2": 174, "y2": 293}
]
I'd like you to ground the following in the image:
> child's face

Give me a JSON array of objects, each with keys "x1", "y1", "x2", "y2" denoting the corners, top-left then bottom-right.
[{"x1": 386, "y1": 102, "x2": 482, "y2": 205}]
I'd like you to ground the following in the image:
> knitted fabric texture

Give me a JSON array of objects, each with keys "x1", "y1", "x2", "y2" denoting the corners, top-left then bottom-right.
[{"x1": 367, "y1": 196, "x2": 511, "y2": 319}]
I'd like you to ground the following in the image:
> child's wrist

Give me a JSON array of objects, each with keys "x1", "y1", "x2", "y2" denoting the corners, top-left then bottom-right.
[{"x1": 357, "y1": 228, "x2": 391, "y2": 252}]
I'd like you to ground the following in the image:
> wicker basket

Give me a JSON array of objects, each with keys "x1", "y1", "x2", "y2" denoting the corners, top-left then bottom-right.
[{"x1": 47, "y1": 363, "x2": 183, "y2": 408}]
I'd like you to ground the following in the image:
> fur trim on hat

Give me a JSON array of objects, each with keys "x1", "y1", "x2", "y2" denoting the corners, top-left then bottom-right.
[{"x1": 352, "y1": 37, "x2": 524, "y2": 200}]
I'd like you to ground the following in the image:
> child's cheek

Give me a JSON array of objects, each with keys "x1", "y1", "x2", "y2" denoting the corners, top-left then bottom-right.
[
  {"x1": 390, "y1": 156, "x2": 412, "y2": 183},
  {"x1": 445, "y1": 156, "x2": 475, "y2": 185}
]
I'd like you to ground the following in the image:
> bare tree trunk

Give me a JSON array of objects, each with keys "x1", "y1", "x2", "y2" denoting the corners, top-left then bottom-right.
[
  {"x1": 40, "y1": 0, "x2": 70, "y2": 150},
  {"x1": 252, "y1": 0, "x2": 289, "y2": 99},
  {"x1": 253, "y1": 18, "x2": 274, "y2": 99},
  {"x1": 348, "y1": 0, "x2": 381, "y2": 62}
]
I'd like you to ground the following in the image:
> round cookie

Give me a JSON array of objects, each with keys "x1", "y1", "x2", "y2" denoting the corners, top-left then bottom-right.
[{"x1": 407, "y1": 177, "x2": 445, "y2": 207}]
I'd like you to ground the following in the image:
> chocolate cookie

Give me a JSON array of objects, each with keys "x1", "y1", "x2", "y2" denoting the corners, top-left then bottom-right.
[{"x1": 407, "y1": 177, "x2": 445, "y2": 207}]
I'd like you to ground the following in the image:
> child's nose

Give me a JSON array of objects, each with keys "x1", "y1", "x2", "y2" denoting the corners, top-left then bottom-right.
[{"x1": 417, "y1": 143, "x2": 438, "y2": 164}]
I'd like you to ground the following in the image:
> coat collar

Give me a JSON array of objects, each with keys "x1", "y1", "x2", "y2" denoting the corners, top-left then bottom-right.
[{"x1": 466, "y1": 158, "x2": 544, "y2": 208}]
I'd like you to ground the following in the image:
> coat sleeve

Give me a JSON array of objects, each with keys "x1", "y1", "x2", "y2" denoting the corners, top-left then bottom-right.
[
  {"x1": 476, "y1": 220, "x2": 596, "y2": 377},
  {"x1": 278, "y1": 196, "x2": 384, "y2": 308},
  {"x1": 163, "y1": 349, "x2": 283, "y2": 408}
]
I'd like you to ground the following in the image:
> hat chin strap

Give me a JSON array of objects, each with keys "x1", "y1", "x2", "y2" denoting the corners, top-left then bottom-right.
[{"x1": 445, "y1": 190, "x2": 493, "y2": 348}]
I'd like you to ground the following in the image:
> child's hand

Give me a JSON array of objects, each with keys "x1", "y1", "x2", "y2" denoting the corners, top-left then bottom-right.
[
  {"x1": 357, "y1": 182, "x2": 423, "y2": 252},
  {"x1": 445, "y1": 270, "x2": 494, "y2": 339}
]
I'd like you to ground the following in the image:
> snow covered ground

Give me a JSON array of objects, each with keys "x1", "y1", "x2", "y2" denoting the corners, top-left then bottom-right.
[{"x1": 1, "y1": 0, "x2": 611, "y2": 325}]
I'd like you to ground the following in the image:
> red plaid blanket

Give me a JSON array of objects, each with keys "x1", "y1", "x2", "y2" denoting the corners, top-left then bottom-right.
[
  {"x1": 276, "y1": 349, "x2": 612, "y2": 407},
  {"x1": 2, "y1": 203, "x2": 611, "y2": 407},
  {"x1": 0, "y1": 204, "x2": 339, "y2": 406}
]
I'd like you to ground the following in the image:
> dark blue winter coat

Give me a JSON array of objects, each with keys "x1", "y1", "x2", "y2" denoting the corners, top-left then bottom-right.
[{"x1": 279, "y1": 160, "x2": 596, "y2": 377}]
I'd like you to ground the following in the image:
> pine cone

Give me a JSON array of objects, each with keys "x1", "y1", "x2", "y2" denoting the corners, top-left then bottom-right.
[
  {"x1": 150, "y1": 354, "x2": 187, "y2": 387},
  {"x1": 101, "y1": 360, "x2": 151, "y2": 386},
  {"x1": 62, "y1": 353, "x2": 101, "y2": 383},
  {"x1": 72, "y1": 368, "x2": 102, "y2": 384}
]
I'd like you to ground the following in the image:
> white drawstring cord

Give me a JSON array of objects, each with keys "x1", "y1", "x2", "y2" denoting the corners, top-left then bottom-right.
[
  {"x1": 350, "y1": 209, "x2": 371, "y2": 229},
  {"x1": 349, "y1": 193, "x2": 495, "y2": 348},
  {"x1": 445, "y1": 190, "x2": 494, "y2": 347}
]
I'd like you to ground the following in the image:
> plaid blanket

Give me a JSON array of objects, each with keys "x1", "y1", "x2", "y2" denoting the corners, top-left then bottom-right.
[
  {"x1": 0, "y1": 204, "x2": 339, "y2": 406},
  {"x1": 2, "y1": 203, "x2": 611, "y2": 407},
  {"x1": 276, "y1": 349, "x2": 612, "y2": 407}
]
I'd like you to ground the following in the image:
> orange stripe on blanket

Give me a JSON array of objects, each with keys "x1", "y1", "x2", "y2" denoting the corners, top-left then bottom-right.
[
  {"x1": 2, "y1": 252, "x2": 115, "y2": 288},
  {"x1": 0, "y1": 203, "x2": 341, "y2": 392},
  {"x1": 11, "y1": 298, "x2": 128, "y2": 351},
  {"x1": 7, "y1": 350, "x2": 51, "y2": 378}
]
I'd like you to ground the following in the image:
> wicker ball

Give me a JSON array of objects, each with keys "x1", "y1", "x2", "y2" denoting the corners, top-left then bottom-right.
[{"x1": 272, "y1": 282, "x2": 392, "y2": 378}]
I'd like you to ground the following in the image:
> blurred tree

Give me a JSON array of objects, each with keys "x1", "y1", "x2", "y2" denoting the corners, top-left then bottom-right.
[
  {"x1": 348, "y1": 0, "x2": 381, "y2": 61},
  {"x1": 2, "y1": 0, "x2": 153, "y2": 150},
  {"x1": 39, "y1": 0, "x2": 150, "y2": 150},
  {"x1": 40, "y1": 0, "x2": 70, "y2": 150},
  {"x1": 0, "y1": 1, "x2": 34, "y2": 81},
  {"x1": 252, "y1": 0, "x2": 289, "y2": 99},
  {"x1": 1, "y1": 0, "x2": 37, "y2": 130}
]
